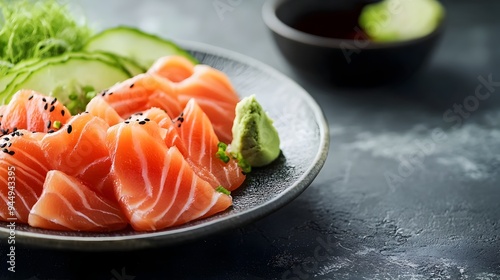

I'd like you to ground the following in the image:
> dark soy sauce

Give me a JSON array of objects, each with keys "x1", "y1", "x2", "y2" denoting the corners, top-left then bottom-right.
[{"x1": 290, "y1": 7, "x2": 370, "y2": 40}]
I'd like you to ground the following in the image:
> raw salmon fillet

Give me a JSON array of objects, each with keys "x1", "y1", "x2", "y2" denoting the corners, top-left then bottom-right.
[
  {"x1": 176, "y1": 99, "x2": 246, "y2": 191},
  {"x1": 148, "y1": 55, "x2": 194, "y2": 82},
  {"x1": 28, "y1": 170, "x2": 127, "y2": 232},
  {"x1": 85, "y1": 96, "x2": 124, "y2": 126},
  {"x1": 100, "y1": 73, "x2": 182, "y2": 120},
  {"x1": 40, "y1": 113, "x2": 115, "y2": 201},
  {"x1": 0, "y1": 105, "x2": 6, "y2": 122},
  {"x1": 139, "y1": 108, "x2": 188, "y2": 156},
  {"x1": 0, "y1": 130, "x2": 49, "y2": 222},
  {"x1": 0, "y1": 90, "x2": 71, "y2": 135},
  {"x1": 149, "y1": 55, "x2": 240, "y2": 143},
  {"x1": 107, "y1": 118, "x2": 232, "y2": 231}
]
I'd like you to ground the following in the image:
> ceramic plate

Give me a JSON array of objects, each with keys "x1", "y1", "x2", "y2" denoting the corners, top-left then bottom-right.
[{"x1": 0, "y1": 41, "x2": 329, "y2": 250}]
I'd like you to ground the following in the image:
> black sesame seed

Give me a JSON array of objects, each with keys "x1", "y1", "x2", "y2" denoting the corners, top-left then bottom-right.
[
  {"x1": 28, "y1": 95, "x2": 34, "y2": 100},
  {"x1": 177, "y1": 123, "x2": 181, "y2": 128},
  {"x1": 44, "y1": 103, "x2": 48, "y2": 110},
  {"x1": 144, "y1": 118, "x2": 150, "y2": 122},
  {"x1": 67, "y1": 125, "x2": 72, "y2": 134},
  {"x1": 108, "y1": 92, "x2": 113, "y2": 96},
  {"x1": 138, "y1": 121, "x2": 146, "y2": 125},
  {"x1": 48, "y1": 130, "x2": 55, "y2": 134},
  {"x1": 50, "y1": 98, "x2": 57, "y2": 105},
  {"x1": 0, "y1": 143, "x2": 6, "y2": 148},
  {"x1": 124, "y1": 121, "x2": 130, "y2": 124},
  {"x1": 8, "y1": 151, "x2": 14, "y2": 156},
  {"x1": 47, "y1": 121, "x2": 51, "y2": 129},
  {"x1": 42, "y1": 98, "x2": 46, "y2": 102},
  {"x1": 61, "y1": 110, "x2": 65, "y2": 116},
  {"x1": 129, "y1": 83, "x2": 135, "y2": 88},
  {"x1": 2, "y1": 148, "x2": 7, "y2": 153},
  {"x1": 49, "y1": 105, "x2": 55, "y2": 112}
]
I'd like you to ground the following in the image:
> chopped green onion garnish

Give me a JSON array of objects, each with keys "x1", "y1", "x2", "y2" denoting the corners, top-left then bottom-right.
[
  {"x1": 53, "y1": 121, "x2": 61, "y2": 129},
  {"x1": 85, "y1": 91, "x2": 97, "y2": 100},
  {"x1": 215, "y1": 142, "x2": 230, "y2": 163},
  {"x1": 215, "y1": 186, "x2": 231, "y2": 195},
  {"x1": 82, "y1": 85, "x2": 95, "y2": 93},
  {"x1": 68, "y1": 93, "x2": 78, "y2": 100},
  {"x1": 232, "y1": 152, "x2": 251, "y2": 174}
]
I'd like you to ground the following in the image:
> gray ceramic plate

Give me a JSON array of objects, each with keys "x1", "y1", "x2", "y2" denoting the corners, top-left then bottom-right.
[{"x1": 0, "y1": 41, "x2": 329, "y2": 251}]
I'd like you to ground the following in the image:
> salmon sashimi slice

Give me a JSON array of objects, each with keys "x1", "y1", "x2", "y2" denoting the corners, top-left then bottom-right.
[
  {"x1": 138, "y1": 108, "x2": 188, "y2": 156},
  {"x1": 0, "y1": 105, "x2": 6, "y2": 124},
  {"x1": 148, "y1": 55, "x2": 194, "y2": 83},
  {"x1": 0, "y1": 90, "x2": 71, "y2": 135},
  {"x1": 149, "y1": 55, "x2": 240, "y2": 143},
  {"x1": 85, "y1": 96, "x2": 124, "y2": 126},
  {"x1": 40, "y1": 113, "x2": 115, "y2": 201},
  {"x1": 107, "y1": 119, "x2": 232, "y2": 231},
  {"x1": 0, "y1": 105, "x2": 5, "y2": 134},
  {"x1": 28, "y1": 170, "x2": 128, "y2": 232},
  {"x1": 0, "y1": 130, "x2": 49, "y2": 222},
  {"x1": 100, "y1": 73, "x2": 182, "y2": 120},
  {"x1": 176, "y1": 99, "x2": 246, "y2": 191},
  {"x1": 175, "y1": 65, "x2": 239, "y2": 143}
]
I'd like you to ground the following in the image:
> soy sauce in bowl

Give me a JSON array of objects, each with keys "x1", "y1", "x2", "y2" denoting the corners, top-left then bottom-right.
[
  {"x1": 291, "y1": 9, "x2": 369, "y2": 41},
  {"x1": 262, "y1": 0, "x2": 444, "y2": 86}
]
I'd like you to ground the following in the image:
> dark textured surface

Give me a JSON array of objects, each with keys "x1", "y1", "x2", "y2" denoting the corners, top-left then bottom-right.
[{"x1": 1, "y1": 0, "x2": 500, "y2": 279}]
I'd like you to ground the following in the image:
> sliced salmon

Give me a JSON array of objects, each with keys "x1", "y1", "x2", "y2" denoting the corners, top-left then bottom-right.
[
  {"x1": 176, "y1": 99, "x2": 245, "y2": 191},
  {"x1": 28, "y1": 170, "x2": 127, "y2": 232},
  {"x1": 85, "y1": 96, "x2": 124, "y2": 126},
  {"x1": 0, "y1": 90, "x2": 71, "y2": 134},
  {"x1": 100, "y1": 73, "x2": 182, "y2": 120},
  {"x1": 149, "y1": 55, "x2": 240, "y2": 143},
  {"x1": 107, "y1": 118, "x2": 232, "y2": 231},
  {"x1": 0, "y1": 105, "x2": 6, "y2": 131},
  {"x1": 0, "y1": 130, "x2": 49, "y2": 223},
  {"x1": 148, "y1": 55, "x2": 194, "y2": 83},
  {"x1": 139, "y1": 108, "x2": 188, "y2": 156},
  {"x1": 40, "y1": 113, "x2": 115, "y2": 201}
]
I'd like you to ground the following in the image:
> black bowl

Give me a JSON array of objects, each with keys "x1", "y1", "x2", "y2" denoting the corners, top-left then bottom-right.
[{"x1": 262, "y1": 0, "x2": 444, "y2": 86}]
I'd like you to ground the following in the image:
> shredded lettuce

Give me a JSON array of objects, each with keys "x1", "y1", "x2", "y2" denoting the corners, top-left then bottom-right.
[{"x1": 0, "y1": 0, "x2": 93, "y2": 74}]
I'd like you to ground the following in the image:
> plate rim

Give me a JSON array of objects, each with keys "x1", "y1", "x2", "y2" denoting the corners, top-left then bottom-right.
[{"x1": 0, "y1": 41, "x2": 330, "y2": 250}]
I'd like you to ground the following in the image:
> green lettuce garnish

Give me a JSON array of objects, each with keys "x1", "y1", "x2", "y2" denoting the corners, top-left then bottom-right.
[{"x1": 0, "y1": 0, "x2": 93, "y2": 74}]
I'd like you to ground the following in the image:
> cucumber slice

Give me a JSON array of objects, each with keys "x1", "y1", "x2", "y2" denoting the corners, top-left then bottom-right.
[
  {"x1": 83, "y1": 26, "x2": 198, "y2": 69},
  {"x1": 0, "y1": 56, "x2": 67, "y2": 93},
  {"x1": 359, "y1": 0, "x2": 444, "y2": 42},
  {"x1": 1, "y1": 53, "x2": 131, "y2": 113},
  {"x1": 2, "y1": 52, "x2": 131, "y2": 101},
  {"x1": 104, "y1": 52, "x2": 146, "y2": 76}
]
